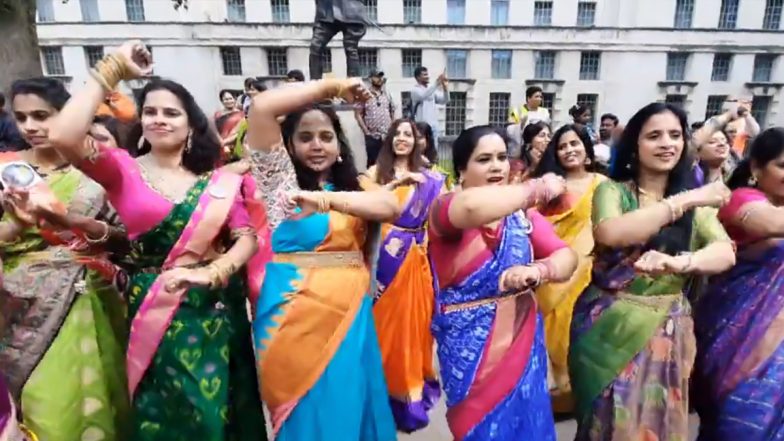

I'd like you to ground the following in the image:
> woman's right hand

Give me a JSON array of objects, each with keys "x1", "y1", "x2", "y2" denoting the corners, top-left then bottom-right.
[
  {"x1": 115, "y1": 40, "x2": 153, "y2": 79},
  {"x1": 686, "y1": 181, "x2": 731, "y2": 208},
  {"x1": 337, "y1": 78, "x2": 372, "y2": 103},
  {"x1": 1, "y1": 190, "x2": 36, "y2": 227}
]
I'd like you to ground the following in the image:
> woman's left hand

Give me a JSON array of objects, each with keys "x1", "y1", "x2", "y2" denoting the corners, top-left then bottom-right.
[
  {"x1": 499, "y1": 265, "x2": 542, "y2": 292},
  {"x1": 160, "y1": 267, "x2": 213, "y2": 292},
  {"x1": 634, "y1": 250, "x2": 690, "y2": 275},
  {"x1": 285, "y1": 191, "x2": 327, "y2": 219}
]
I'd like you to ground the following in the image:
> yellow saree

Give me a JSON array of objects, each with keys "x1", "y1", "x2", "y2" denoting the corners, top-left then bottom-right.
[{"x1": 535, "y1": 174, "x2": 602, "y2": 414}]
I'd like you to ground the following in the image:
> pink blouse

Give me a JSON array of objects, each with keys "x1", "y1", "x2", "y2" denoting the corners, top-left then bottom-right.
[
  {"x1": 78, "y1": 144, "x2": 250, "y2": 239},
  {"x1": 718, "y1": 187, "x2": 768, "y2": 245},
  {"x1": 428, "y1": 192, "x2": 568, "y2": 288}
]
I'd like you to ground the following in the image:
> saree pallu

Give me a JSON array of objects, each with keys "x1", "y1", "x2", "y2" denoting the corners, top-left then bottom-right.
[
  {"x1": 0, "y1": 166, "x2": 129, "y2": 441},
  {"x1": 373, "y1": 171, "x2": 443, "y2": 433},
  {"x1": 535, "y1": 177, "x2": 599, "y2": 414},
  {"x1": 432, "y1": 212, "x2": 555, "y2": 441},
  {"x1": 127, "y1": 177, "x2": 265, "y2": 441},
  {"x1": 253, "y1": 209, "x2": 396, "y2": 441},
  {"x1": 694, "y1": 242, "x2": 784, "y2": 441},
  {"x1": 215, "y1": 111, "x2": 243, "y2": 140}
]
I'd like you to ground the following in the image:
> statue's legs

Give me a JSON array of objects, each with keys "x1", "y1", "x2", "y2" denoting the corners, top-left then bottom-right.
[
  {"x1": 342, "y1": 24, "x2": 367, "y2": 78},
  {"x1": 309, "y1": 21, "x2": 340, "y2": 80}
]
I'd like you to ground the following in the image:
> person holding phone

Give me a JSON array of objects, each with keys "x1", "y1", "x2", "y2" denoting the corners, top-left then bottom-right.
[{"x1": 410, "y1": 66, "x2": 450, "y2": 144}]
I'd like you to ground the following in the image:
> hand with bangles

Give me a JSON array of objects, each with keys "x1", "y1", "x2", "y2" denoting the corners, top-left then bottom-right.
[
  {"x1": 110, "y1": 40, "x2": 153, "y2": 82},
  {"x1": 385, "y1": 171, "x2": 426, "y2": 190},
  {"x1": 283, "y1": 190, "x2": 344, "y2": 220},
  {"x1": 499, "y1": 261, "x2": 552, "y2": 291},
  {"x1": 685, "y1": 180, "x2": 731, "y2": 209},
  {"x1": 634, "y1": 250, "x2": 693, "y2": 276},
  {"x1": 333, "y1": 77, "x2": 373, "y2": 104},
  {"x1": 524, "y1": 173, "x2": 567, "y2": 208},
  {"x1": 160, "y1": 262, "x2": 234, "y2": 292}
]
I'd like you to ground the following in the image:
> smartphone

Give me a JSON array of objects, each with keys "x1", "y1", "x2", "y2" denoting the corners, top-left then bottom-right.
[{"x1": 0, "y1": 161, "x2": 43, "y2": 190}]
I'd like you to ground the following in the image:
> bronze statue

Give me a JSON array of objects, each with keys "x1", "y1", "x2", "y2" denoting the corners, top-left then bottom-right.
[{"x1": 310, "y1": 0, "x2": 370, "y2": 79}]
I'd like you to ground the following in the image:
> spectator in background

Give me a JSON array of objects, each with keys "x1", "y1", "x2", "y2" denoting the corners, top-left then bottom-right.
[
  {"x1": 594, "y1": 113, "x2": 620, "y2": 168},
  {"x1": 0, "y1": 92, "x2": 23, "y2": 151},
  {"x1": 239, "y1": 77, "x2": 266, "y2": 115},
  {"x1": 410, "y1": 66, "x2": 449, "y2": 143},
  {"x1": 509, "y1": 85, "x2": 551, "y2": 127},
  {"x1": 569, "y1": 103, "x2": 599, "y2": 144},
  {"x1": 355, "y1": 69, "x2": 395, "y2": 167},
  {"x1": 286, "y1": 69, "x2": 306, "y2": 82}
]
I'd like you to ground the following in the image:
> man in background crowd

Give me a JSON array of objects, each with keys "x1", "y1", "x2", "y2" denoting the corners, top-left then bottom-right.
[
  {"x1": 509, "y1": 86, "x2": 551, "y2": 127},
  {"x1": 356, "y1": 68, "x2": 395, "y2": 167},
  {"x1": 0, "y1": 93, "x2": 22, "y2": 151},
  {"x1": 410, "y1": 66, "x2": 449, "y2": 143}
]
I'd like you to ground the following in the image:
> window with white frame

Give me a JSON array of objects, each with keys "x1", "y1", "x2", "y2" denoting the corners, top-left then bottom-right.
[
  {"x1": 580, "y1": 52, "x2": 601, "y2": 80},
  {"x1": 80, "y1": 0, "x2": 99, "y2": 22},
  {"x1": 84, "y1": 46, "x2": 104, "y2": 68},
  {"x1": 491, "y1": 50, "x2": 512, "y2": 79},
  {"x1": 753, "y1": 54, "x2": 776, "y2": 82},
  {"x1": 764, "y1": 0, "x2": 783, "y2": 29},
  {"x1": 358, "y1": 48, "x2": 378, "y2": 78},
  {"x1": 446, "y1": 49, "x2": 468, "y2": 78},
  {"x1": 491, "y1": 0, "x2": 509, "y2": 26},
  {"x1": 673, "y1": 0, "x2": 694, "y2": 28},
  {"x1": 718, "y1": 0, "x2": 739, "y2": 29},
  {"x1": 666, "y1": 53, "x2": 689, "y2": 81},
  {"x1": 534, "y1": 51, "x2": 556, "y2": 79},
  {"x1": 576, "y1": 1, "x2": 596, "y2": 27},
  {"x1": 271, "y1": 0, "x2": 290, "y2": 23},
  {"x1": 542, "y1": 92, "x2": 556, "y2": 115},
  {"x1": 752, "y1": 95, "x2": 772, "y2": 126},
  {"x1": 37, "y1": 0, "x2": 54, "y2": 22},
  {"x1": 362, "y1": 0, "x2": 378, "y2": 22},
  {"x1": 267, "y1": 48, "x2": 288, "y2": 76},
  {"x1": 576, "y1": 94, "x2": 598, "y2": 124},
  {"x1": 125, "y1": 0, "x2": 145, "y2": 22},
  {"x1": 402, "y1": 49, "x2": 422, "y2": 78},
  {"x1": 488, "y1": 93, "x2": 511, "y2": 127},
  {"x1": 41, "y1": 47, "x2": 65, "y2": 76},
  {"x1": 665, "y1": 94, "x2": 687, "y2": 108},
  {"x1": 445, "y1": 92, "x2": 467, "y2": 136},
  {"x1": 403, "y1": 0, "x2": 421, "y2": 24},
  {"x1": 220, "y1": 47, "x2": 243, "y2": 76},
  {"x1": 705, "y1": 95, "x2": 727, "y2": 118},
  {"x1": 226, "y1": 0, "x2": 246, "y2": 22},
  {"x1": 447, "y1": 0, "x2": 466, "y2": 25},
  {"x1": 534, "y1": 1, "x2": 553, "y2": 26},
  {"x1": 711, "y1": 53, "x2": 733, "y2": 81},
  {"x1": 321, "y1": 49, "x2": 333, "y2": 74}
]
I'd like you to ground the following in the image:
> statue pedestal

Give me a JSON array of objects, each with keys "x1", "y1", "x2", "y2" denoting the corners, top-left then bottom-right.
[{"x1": 334, "y1": 104, "x2": 368, "y2": 172}]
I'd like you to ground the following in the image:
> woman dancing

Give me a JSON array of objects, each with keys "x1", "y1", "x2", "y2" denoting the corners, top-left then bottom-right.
[
  {"x1": 693, "y1": 127, "x2": 784, "y2": 441},
  {"x1": 415, "y1": 121, "x2": 454, "y2": 189},
  {"x1": 245, "y1": 78, "x2": 399, "y2": 441},
  {"x1": 511, "y1": 122, "x2": 551, "y2": 183},
  {"x1": 0, "y1": 77, "x2": 129, "y2": 441},
  {"x1": 428, "y1": 125, "x2": 578, "y2": 440},
  {"x1": 46, "y1": 41, "x2": 267, "y2": 440},
  {"x1": 531, "y1": 124, "x2": 605, "y2": 414},
  {"x1": 364, "y1": 118, "x2": 444, "y2": 432},
  {"x1": 213, "y1": 90, "x2": 243, "y2": 155},
  {"x1": 569, "y1": 103, "x2": 736, "y2": 440}
]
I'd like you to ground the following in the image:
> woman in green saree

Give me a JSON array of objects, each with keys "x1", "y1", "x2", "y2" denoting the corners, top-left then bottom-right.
[
  {"x1": 569, "y1": 103, "x2": 736, "y2": 440},
  {"x1": 0, "y1": 78, "x2": 130, "y2": 441}
]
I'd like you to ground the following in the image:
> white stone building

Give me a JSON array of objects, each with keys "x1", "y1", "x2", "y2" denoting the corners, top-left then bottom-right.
[{"x1": 35, "y1": 0, "x2": 784, "y2": 136}]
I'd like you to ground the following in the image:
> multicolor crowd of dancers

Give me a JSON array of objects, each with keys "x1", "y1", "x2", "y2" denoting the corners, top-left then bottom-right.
[{"x1": 0, "y1": 40, "x2": 782, "y2": 441}]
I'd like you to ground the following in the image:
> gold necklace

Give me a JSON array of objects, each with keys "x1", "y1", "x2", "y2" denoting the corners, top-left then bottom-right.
[{"x1": 137, "y1": 155, "x2": 191, "y2": 203}]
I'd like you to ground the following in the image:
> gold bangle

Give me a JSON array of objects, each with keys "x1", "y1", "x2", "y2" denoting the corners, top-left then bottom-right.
[
  {"x1": 318, "y1": 193, "x2": 331, "y2": 213},
  {"x1": 85, "y1": 221, "x2": 111, "y2": 244},
  {"x1": 89, "y1": 68, "x2": 112, "y2": 92},
  {"x1": 662, "y1": 198, "x2": 683, "y2": 223}
]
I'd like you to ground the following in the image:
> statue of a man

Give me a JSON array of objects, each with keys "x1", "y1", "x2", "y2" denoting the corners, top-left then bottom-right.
[{"x1": 310, "y1": 0, "x2": 369, "y2": 80}]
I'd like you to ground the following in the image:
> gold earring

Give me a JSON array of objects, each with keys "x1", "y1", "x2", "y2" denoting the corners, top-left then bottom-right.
[
  {"x1": 337, "y1": 155, "x2": 343, "y2": 163},
  {"x1": 185, "y1": 131, "x2": 193, "y2": 153},
  {"x1": 749, "y1": 175, "x2": 758, "y2": 186}
]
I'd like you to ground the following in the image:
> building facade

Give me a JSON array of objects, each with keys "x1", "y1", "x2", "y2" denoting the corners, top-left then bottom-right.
[{"x1": 35, "y1": 0, "x2": 784, "y2": 135}]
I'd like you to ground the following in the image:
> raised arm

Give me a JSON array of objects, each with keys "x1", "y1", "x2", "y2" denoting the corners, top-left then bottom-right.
[
  {"x1": 410, "y1": 82, "x2": 439, "y2": 105},
  {"x1": 692, "y1": 109, "x2": 735, "y2": 150},
  {"x1": 292, "y1": 189, "x2": 400, "y2": 223}
]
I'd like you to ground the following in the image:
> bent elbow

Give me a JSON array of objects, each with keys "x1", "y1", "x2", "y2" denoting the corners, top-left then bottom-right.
[{"x1": 551, "y1": 247, "x2": 578, "y2": 283}]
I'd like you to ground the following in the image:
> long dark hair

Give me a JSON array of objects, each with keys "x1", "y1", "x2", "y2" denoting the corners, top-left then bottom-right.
[
  {"x1": 453, "y1": 125, "x2": 507, "y2": 178},
  {"x1": 520, "y1": 122, "x2": 550, "y2": 168},
  {"x1": 130, "y1": 79, "x2": 220, "y2": 175},
  {"x1": 281, "y1": 105, "x2": 361, "y2": 192},
  {"x1": 415, "y1": 121, "x2": 437, "y2": 165},
  {"x1": 9, "y1": 78, "x2": 71, "y2": 150},
  {"x1": 727, "y1": 127, "x2": 784, "y2": 190},
  {"x1": 375, "y1": 119, "x2": 424, "y2": 185},
  {"x1": 612, "y1": 102, "x2": 695, "y2": 255},
  {"x1": 533, "y1": 124, "x2": 595, "y2": 178}
]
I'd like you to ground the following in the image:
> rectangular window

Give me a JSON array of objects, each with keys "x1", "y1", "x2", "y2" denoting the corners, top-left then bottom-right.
[
  {"x1": 80, "y1": 0, "x2": 100, "y2": 22},
  {"x1": 705, "y1": 95, "x2": 727, "y2": 118},
  {"x1": 403, "y1": 0, "x2": 421, "y2": 24},
  {"x1": 37, "y1": 0, "x2": 54, "y2": 22},
  {"x1": 718, "y1": 0, "x2": 739, "y2": 29},
  {"x1": 576, "y1": 94, "x2": 598, "y2": 125},
  {"x1": 267, "y1": 48, "x2": 288, "y2": 76},
  {"x1": 445, "y1": 91, "x2": 467, "y2": 136},
  {"x1": 576, "y1": 1, "x2": 596, "y2": 27},
  {"x1": 673, "y1": 0, "x2": 694, "y2": 28},
  {"x1": 491, "y1": 50, "x2": 512, "y2": 79},
  {"x1": 491, "y1": 0, "x2": 509, "y2": 26},
  {"x1": 84, "y1": 46, "x2": 104, "y2": 67},
  {"x1": 321, "y1": 49, "x2": 333, "y2": 74},
  {"x1": 220, "y1": 47, "x2": 243, "y2": 76},
  {"x1": 402, "y1": 49, "x2": 422, "y2": 77},
  {"x1": 41, "y1": 47, "x2": 65, "y2": 75},
  {"x1": 125, "y1": 0, "x2": 145, "y2": 22},
  {"x1": 753, "y1": 54, "x2": 776, "y2": 82},
  {"x1": 711, "y1": 53, "x2": 733, "y2": 81},
  {"x1": 665, "y1": 94, "x2": 687, "y2": 108},
  {"x1": 446, "y1": 49, "x2": 468, "y2": 78},
  {"x1": 447, "y1": 0, "x2": 466, "y2": 25},
  {"x1": 534, "y1": 1, "x2": 553, "y2": 26},
  {"x1": 362, "y1": 0, "x2": 378, "y2": 22},
  {"x1": 542, "y1": 92, "x2": 556, "y2": 115},
  {"x1": 401, "y1": 91, "x2": 412, "y2": 117},
  {"x1": 270, "y1": 0, "x2": 290, "y2": 23},
  {"x1": 666, "y1": 53, "x2": 690, "y2": 81},
  {"x1": 580, "y1": 51, "x2": 601, "y2": 80},
  {"x1": 764, "y1": 0, "x2": 783, "y2": 29},
  {"x1": 488, "y1": 93, "x2": 511, "y2": 127},
  {"x1": 535, "y1": 51, "x2": 556, "y2": 79},
  {"x1": 752, "y1": 95, "x2": 772, "y2": 127},
  {"x1": 358, "y1": 48, "x2": 378, "y2": 78}
]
